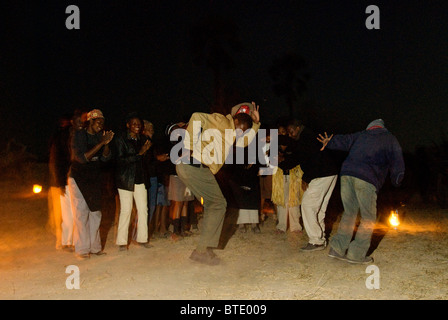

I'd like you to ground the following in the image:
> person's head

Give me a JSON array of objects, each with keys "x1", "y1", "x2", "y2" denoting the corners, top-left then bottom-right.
[
  {"x1": 278, "y1": 135, "x2": 291, "y2": 152},
  {"x1": 86, "y1": 109, "x2": 105, "y2": 134},
  {"x1": 143, "y1": 120, "x2": 154, "y2": 138},
  {"x1": 230, "y1": 102, "x2": 254, "y2": 136},
  {"x1": 366, "y1": 119, "x2": 385, "y2": 130},
  {"x1": 287, "y1": 119, "x2": 303, "y2": 140},
  {"x1": 127, "y1": 117, "x2": 142, "y2": 137},
  {"x1": 233, "y1": 113, "x2": 253, "y2": 135},
  {"x1": 275, "y1": 117, "x2": 289, "y2": 136},
  {"x1": 58, "y1": 114, "x2": 72, "y2": 129},
  {"x1": 278, "y1": 125, "x2": 287, "y2": 136},
  {"x1": 71, "y1": 110, "x2": 86, "y2": 131},
  {"x1": 165, "y1": 122, "x2": 188, "y2": 145},
  {"x1": 124, "y1": 112, "x2": 143, "y2": 137}
]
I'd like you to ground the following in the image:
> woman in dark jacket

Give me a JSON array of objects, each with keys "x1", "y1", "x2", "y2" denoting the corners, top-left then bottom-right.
[{"x1": 114, "y1": 114, "x2": 152, "y2": 251}]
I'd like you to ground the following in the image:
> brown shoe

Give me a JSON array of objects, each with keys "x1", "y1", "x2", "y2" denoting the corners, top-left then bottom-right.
[
  {"x1": 138, "y1": 242, "x2": 154, "y2": 249},
  {"x1": 189, "y1": 249, "x2": 221, "y2": 266}
]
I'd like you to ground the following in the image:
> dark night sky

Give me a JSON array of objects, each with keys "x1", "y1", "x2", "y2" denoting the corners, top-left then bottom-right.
[{"x1": 1, "y1": 0, "x2": 447, "y2": 160}]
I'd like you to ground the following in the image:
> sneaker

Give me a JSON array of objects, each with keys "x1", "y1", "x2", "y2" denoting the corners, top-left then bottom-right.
[
  {"x1": 346, "y1": 256, "x2": 374, "y2": 265},
  {"x1": 189, "y1": 249, "x2": 221, "y2": 266},
  {"x1": 300, "y1": 243, "x2": 326, "y2": 252},
  {"x1": 328, "y1": 247, "x2": 347, "y2": 261}
]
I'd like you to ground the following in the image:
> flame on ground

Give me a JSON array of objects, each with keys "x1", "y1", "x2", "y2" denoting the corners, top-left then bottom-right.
[
  {"x1": 33, "y1": 185, "x2": 43, "y2": 194},
  {"x1": 389, "y1": 210, "x2": 400, "y2": 227}
]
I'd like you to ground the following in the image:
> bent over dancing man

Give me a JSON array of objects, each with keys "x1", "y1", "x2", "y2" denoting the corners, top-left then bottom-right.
[
  {"x1": 319, "y1": 119, "x2": 405, "y2": 264},
  {"x1": 175, "y1": 102, "x2": 261, "y2": 265}
]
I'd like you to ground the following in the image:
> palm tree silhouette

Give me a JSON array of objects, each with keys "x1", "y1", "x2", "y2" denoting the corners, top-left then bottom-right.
[{"x1": 269, "y1": 52, "x2": 310, "y2": 117}]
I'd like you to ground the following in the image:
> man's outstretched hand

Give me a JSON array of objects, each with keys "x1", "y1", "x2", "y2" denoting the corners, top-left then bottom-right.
[{"x1": 317, "y1": 132, "x2": 333, "y2": 151}]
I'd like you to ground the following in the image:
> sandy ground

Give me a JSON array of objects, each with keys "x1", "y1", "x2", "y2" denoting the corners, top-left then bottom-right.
[{"x1": 1, "y1": 167, "x2": 448, "y2": 301}]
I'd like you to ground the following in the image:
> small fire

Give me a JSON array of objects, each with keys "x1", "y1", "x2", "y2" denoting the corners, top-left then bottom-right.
[
  {"x1": 33, "y1": 184, "x2": 43, "y2": 194},
  {"x1": 389, "y1": 210, "x2": 400, "y2": 228},
  {"x1": 200, "y1": 197, "x2": 204, "y2": 206}
]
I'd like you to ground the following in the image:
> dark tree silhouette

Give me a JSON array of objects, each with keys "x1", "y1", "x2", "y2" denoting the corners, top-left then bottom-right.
[
  {"x1": 269, "y1": 52, "x2": 310, "y2": 118},
  {"x1": 190, "y1": 15, "x2": 242, "y2": 114}
]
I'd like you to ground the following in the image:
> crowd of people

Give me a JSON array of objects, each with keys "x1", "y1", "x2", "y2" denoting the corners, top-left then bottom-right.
[{"x1": 48, "y1": 102, "x2": 405, "y2": 266}]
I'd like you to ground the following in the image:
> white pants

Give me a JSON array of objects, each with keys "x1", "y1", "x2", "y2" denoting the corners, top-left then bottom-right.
[
  {"x1": 60, "y1": 186, "x2": 74, "y2": 246},
  {"x1": 276, "y1": 175, "x2": 302, "y2": 232},
  {"x1": 116, "y1": 184, "x2": 148, "y2": 245},
  {"x1": 301, "y1": 175, "x2": 337, "y2": 245},
  {"x1": 48, "y1": 186, "x2": 73, "y2": 248},
  {"x1": 68, "y1": 178, "x2": 102, "y2": 255}
]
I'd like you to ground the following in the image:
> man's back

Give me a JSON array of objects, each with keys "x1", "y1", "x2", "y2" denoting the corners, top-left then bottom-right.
[{"x1": 328, "y1": 128, "x2": 405, "y2": 192}]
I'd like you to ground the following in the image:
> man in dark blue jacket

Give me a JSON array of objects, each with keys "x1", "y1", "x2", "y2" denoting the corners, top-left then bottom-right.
[{"x1": 318, "y1": 119, "x2": 405, "y2": 264}]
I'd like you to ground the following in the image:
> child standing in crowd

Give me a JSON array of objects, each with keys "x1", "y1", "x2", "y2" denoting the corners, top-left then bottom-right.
[
  {"x1": 68, "y1": 109, "x2": 114, "y2": 260},
  {"x1": 151, "y1": 139, "x2": 173, "y2": 238},
  {"x1": 114, "y1": 113, "x2": 152, "y2": 251},
  {"x1": 142, "y1": 120, "x2": 157, "y2": 238},
  {"x1": 166, "y1": 122, "x2": 195, "y2": 239}
]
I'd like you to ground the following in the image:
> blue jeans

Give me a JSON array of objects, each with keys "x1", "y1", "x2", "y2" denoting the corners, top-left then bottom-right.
[{"x1": 329, "y1": 176, "x2": 377, "y2": 260}]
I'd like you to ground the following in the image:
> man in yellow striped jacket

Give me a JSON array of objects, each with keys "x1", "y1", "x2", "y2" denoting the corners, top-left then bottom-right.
[{"x1": 176, "y1": 102, "x2": 261, "y2": 265}]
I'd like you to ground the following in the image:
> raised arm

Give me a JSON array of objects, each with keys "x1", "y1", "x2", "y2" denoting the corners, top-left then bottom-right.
[{"x1": 317, "y1": 132, "x2": 334, "y2": 151}]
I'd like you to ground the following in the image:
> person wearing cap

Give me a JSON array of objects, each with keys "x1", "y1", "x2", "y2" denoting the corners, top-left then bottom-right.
[
  {"x1": 68, "y1": 109, "x2": 114, "y2": 260},
  {"x1": 318, "y1": 119, "x2": 405, "y2": 264},
  {"x1": 175, "y1": 102, "x2": 261, "y2": 265}
]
